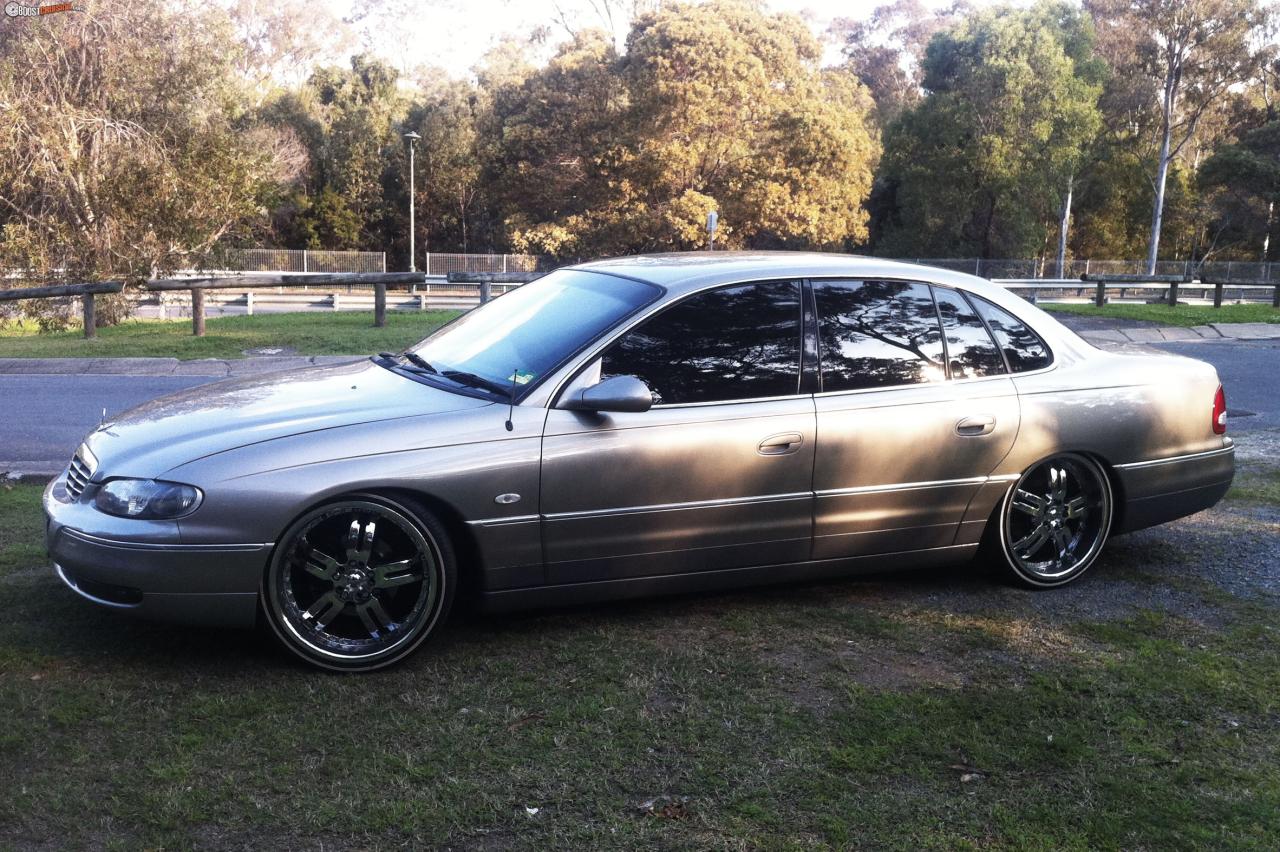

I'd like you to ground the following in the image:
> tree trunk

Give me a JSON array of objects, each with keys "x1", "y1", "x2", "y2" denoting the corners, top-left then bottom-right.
[
  {"x1": 1056, "y1": 174, "x2": 1074, "y2": 279},
  {"x1": 1263, "y1": 200, "x2": 1274, "y2": 262},
  {"x1": 981, "y1": 191, "x2": 997, "y2": 260},
  {"x1": 1147, "y1": 61, "x2": 1179, "y2": 275}
]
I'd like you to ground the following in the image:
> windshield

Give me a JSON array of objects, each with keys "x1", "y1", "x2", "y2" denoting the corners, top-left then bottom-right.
[{"x1": 409, "y1": 269, "x2": 660, "y2": 393}]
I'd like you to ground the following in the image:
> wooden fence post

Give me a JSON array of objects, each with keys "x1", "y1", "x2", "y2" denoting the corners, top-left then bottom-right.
[
  {"x1": 82, "y1": 292, "x2": 96, "y2": 339},
  {"x1": 1273, "y1": 284, "x2": 1280, "y2": 309},
  {"x1": 1213, "y1": 282, "x2": 1224, "y2": 308},
  {"x1": 480, "y1": 280, "x2": 492, "y2": 304},
  {"x1": 374, "y1": 282, "x2": 387, "y2": 327},
  {"x1": 1094, "y1": 281, "x2": 1106, "y2": 307},
  {"x1": 191, "y1": 288, "x2": 206, "y2": 337},
  {"x1": 245, "y1": 291, "x2": 255, "y2": 316},
  {"x1": 1167, "y1": 280, "x2": 1179, "y2": 307}
]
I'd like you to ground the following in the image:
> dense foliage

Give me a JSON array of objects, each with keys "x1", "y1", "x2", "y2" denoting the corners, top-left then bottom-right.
[{"x1": 1, "y1": 0, "x2": 1277, "y2": 297}]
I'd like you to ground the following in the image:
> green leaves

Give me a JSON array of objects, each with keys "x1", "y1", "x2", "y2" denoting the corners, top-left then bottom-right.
[
  {"x1": 486, "y1": 1, "x2": 881, "y2": 259},
  {"x1": 878, "y1": 2, "x2": 1104, "y2": 258}
]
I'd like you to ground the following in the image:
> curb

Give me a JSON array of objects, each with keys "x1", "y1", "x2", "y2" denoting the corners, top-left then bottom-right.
[
  {"x1": 0, "y1": 354, "x2": 364, "y2": 377},
  {"x1": 1, "y1": 471, "x2": 59, "y2": 485},
  {"x1": 1079, "y1": 322, "x2": 1280, "y2": 346}
]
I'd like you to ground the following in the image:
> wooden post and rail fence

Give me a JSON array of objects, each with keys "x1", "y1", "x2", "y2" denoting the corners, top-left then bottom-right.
[
  {"x1": 0, "y1": 271, "x2": 543, "y2": 339},
  {"x1": 2, "y1": 268, "x2": 1277, "y2": 340}
]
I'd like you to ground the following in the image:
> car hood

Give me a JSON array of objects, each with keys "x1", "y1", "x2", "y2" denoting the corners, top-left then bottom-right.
[{"x1": 82, "y1": 359, "x2": 491, "y2": 478}]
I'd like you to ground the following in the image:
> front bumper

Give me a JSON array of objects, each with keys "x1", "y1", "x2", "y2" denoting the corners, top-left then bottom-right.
[{"x1": 44, "y1": 476, "x2": 267, "y2": 628}]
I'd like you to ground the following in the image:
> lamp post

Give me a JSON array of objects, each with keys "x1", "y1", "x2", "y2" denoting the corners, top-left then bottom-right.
[{"x1": 404, "y1": 131, "x2": 421, "y2": 272}]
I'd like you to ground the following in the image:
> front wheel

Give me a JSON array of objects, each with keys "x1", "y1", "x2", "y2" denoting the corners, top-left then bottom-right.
[
  {"x1": 263, "y1": 495, "x2": 455, "y2": 671},
  {"x1": 997, "y1": 453, "x2": 1113, "y2": 588}
]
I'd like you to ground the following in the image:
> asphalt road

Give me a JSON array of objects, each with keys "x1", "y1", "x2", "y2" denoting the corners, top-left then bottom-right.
[
  {"x1": 0, "y1": 339, "x2": 1276, "y2": 473},
  {"x1": 0, "y1": 374, "x2": 219, "y2": 471},
  {"x1": 1154, "y1": 338, "x2": 1280, "y2": 432}
]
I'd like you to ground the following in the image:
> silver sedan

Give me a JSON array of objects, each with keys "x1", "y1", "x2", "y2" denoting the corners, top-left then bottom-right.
[{"x1": 44, "y1": 254, "x2": 1235, "y2": 670}]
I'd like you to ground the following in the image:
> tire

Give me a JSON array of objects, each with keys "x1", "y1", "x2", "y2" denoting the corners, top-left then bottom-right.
[
  {"x1": 262, "y1": 494, "x2": 456, "y2": 671},
  {"x1": 995, "y1": 453, "x2": 1114, "y2": 589}
]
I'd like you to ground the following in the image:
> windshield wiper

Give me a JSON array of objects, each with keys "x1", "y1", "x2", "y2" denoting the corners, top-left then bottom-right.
[
  {"x1": 441, "y1": 369, "x2": 510, "y2": 396},
  {"x1": 401, "y1": 351, "x2": 437, "y2": 373},
  {"x1": 378, "y1": 351, "x2": 438, "y2": 374}
]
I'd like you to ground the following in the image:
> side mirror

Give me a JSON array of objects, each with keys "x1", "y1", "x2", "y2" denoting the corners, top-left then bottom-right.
[{"x1": 562, "y1": 375, "x2": 653, "y2": 413}]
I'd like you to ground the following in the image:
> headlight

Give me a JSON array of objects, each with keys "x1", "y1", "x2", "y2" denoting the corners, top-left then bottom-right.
[{"x1": 94, "y1": 479, "x2": 203, "y2": 519}]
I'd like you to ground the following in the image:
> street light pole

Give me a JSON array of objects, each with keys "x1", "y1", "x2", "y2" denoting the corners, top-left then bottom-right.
[{"x1": 404, "y1": 131, "x2": 421, "y2": 273}]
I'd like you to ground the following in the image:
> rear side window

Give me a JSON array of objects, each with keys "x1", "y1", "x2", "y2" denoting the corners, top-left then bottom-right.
[
  {"x1": 814, "y1": 280, "x2": 945, "y2": 392},
  {"x1": 969, "y1": 295, "x2": 1053, "y2": 373},
  {"x1": 601, "y1": 281, "x2": 802, "y2": 405},
  {"x1": 932, "y1": 287, "x2": 1006, "y2": 379}
]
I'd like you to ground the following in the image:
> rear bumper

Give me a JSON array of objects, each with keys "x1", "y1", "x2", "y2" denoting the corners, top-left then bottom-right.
[
  {"x1": 1113, "y1": 443, "x2": 1235, "y2": 534},
  {"x1": 46, "y1": 503, "x2": 266, "y2": 629}
]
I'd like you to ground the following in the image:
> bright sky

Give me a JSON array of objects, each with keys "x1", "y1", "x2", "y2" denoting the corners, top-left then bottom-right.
[{"x1": 334, "y1": 0, "x2": 1006, "y2": 78}]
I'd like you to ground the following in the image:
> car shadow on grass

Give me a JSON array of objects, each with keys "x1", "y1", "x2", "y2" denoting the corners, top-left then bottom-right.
[{"x1": 3, "y1": 496, "x2": 1274, "y2": 682}]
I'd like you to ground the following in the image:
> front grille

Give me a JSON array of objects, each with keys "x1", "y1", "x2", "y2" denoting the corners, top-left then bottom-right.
[{"x1": 65, "y1": 445, "x2": 96, "y2": 500}]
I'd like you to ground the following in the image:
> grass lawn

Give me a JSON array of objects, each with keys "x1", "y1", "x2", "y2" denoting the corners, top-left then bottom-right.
[
  {"x1": 0, "y1": 311, "x2": 460, "y2": 360},
  {"x1": 1229, "y1": 467, "x2": 1280, "y2": 506},
  {"x1": 1, "y1": 478, "x2": 1278, "y2": 849},
  {"x1": 1041, "y1": 302, "x2": 1280, "y2": 327}
]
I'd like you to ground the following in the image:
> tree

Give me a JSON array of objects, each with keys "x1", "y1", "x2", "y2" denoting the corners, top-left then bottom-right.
[
  {"x1": 1086, "y1": 0, "x2": 1269, "y2": 272},
  {"x1": 0, "y1": 0, "x2": 302, "y2": 324},
  {"x1": 226, "y1": 0, "x2": 354, "y2": 103},
  {"x1": 479, "y1": 29, "x2": 629, "y2": 257},
  {"x1": 393, "y1": 74, "x2": 490, "y2": 261},
  {"x1": 876, "y1": 2, "x2": 1104, "y2": 260},
  {"x1": 484, "y1": 1, "x2": 881, "y2": 259},
  {"x1": 266, "y1": 55, "x2": 409, "y2": 253},
  {"x1": 830, "y1": 0, "x2": 972, "y2": 126},
  {"x1": 1199, "y1": 121, "x2": 1280, "y2": 259}
]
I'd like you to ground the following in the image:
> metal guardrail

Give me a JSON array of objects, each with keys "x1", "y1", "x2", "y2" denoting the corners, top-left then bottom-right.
[
  {"x1": 144, "y1": 273, "x2": 424, "y2": 336},
  {"x1": 1002, "y1": 275, "x2": 1280, "y2": 308},
  {"x1": 146, "y1": 280, "x2": 526, "y2": 317},
  {"x1": 140, "y1": 270, "x2": 541, "y2": 336}
]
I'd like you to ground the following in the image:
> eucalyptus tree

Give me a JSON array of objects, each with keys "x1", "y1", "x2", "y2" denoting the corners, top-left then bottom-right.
[
  {"x1": 876, "y1": 2, "x2": 1104, "y2": 261},
  {"x1": 1086, "y1": 0, "x2": 1270, "y2": 272}
]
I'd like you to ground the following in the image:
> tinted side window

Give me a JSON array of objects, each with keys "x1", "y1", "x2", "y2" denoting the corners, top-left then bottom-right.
[
  {"x1": 601, "y1": 281, "x2": 802, "y2": 405},
  {"x1": 814, "y1": 280, "x2": 945, "y2": 392},
  {"x1": 932, "y1": 288, "x2": 1006, "y2": 379},
  {"x1": 970, "y1": 296, "x2": 1053, "y2": 372}
]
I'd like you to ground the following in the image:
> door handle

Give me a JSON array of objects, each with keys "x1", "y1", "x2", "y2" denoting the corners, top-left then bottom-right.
[
  {"x1": 758, "y1": 432, "x2": 804, "y2": 455},
  {"x1": 955, "y1": 415, "x2": 996, "y2": 436}
]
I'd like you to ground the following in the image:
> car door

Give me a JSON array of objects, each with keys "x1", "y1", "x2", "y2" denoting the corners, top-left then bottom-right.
[
  {"x1": 540, "y1": 280, "x2": 817, "y2": 584},
  {"x1": 810, "y1": 279, "x2": 1021, "y2": 560}
]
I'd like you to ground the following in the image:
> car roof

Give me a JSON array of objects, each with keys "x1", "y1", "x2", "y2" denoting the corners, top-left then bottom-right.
[{"x1": 571, "y1": 251, "x2": 988, "y2": 295}]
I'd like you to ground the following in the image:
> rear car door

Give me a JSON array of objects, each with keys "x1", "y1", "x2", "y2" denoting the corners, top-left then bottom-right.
[
  {"x1": 811, "y1": 280, "x2": 1021, "y2": 559},
  {"x1": 540, "y1": 280, "x2": 817, "y2": 584}
]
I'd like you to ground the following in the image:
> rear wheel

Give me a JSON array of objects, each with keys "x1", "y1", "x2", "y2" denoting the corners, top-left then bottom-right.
[
  {"x1": 263, "y1": 495, "x2": 455, "y2": 671},
  {"x1": 997, "y1": 453, "x2": 1113, "y2": 588}
]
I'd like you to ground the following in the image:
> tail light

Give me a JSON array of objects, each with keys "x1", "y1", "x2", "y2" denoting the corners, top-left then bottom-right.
[{"x1": 1212, "y1": 385, "x2": 1227, "y2": 435}]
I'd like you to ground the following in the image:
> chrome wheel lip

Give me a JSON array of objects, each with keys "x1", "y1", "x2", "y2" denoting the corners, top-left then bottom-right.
[
  {"x1": 1000, "y1": 454, "x2": 1112, "y2": 587},
  {"x1": 265, "y1": 498, "x2": 446, "y2": 666}
]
